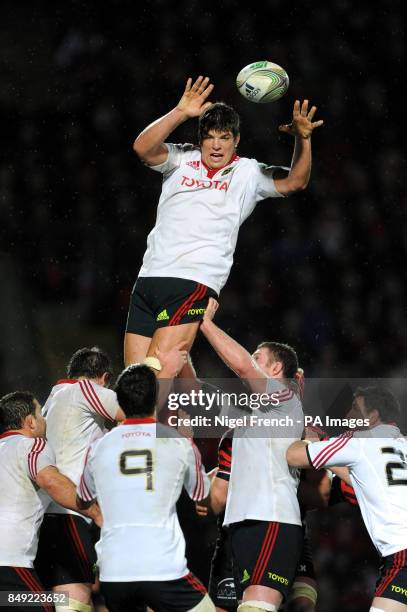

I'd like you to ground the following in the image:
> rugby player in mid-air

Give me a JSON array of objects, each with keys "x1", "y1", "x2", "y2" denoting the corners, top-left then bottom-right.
[
  {"x1": 287, "y1": 386, "x2": 407, "y2": 612},
  {"x1": 124, "y1": 75, "x2": 323, "y2": 368}
]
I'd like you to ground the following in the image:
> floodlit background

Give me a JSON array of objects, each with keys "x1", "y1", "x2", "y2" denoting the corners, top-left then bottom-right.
[{"x1": 1, "y1": 1, "x2": 406, "y2": 609}]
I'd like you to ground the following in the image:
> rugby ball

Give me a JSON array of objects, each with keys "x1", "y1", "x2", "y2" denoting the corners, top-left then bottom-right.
[{"x1": 236, "y1": 61, "x2": 289, "y2": 104}]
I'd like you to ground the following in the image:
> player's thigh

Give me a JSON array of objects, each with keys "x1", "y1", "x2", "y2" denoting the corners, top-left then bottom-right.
[
  {"x1": 230, "y1": 521, "x2": 303, "y2": 605},
  {"x1": 35, "y1": 514, "x2": 96, "y2": 592},
  {"x1": 139, "y1": 573, "x2": 210, "y2": 611},
  {"x1": 371, "y1": 597, "x2": 407, "y2": 611},
  {"x1": 124, "y1": 332, "x2": 152, "y2": 366},
  {"x1": 147, "y1": 321, "x2": 200, "y2": 355}
]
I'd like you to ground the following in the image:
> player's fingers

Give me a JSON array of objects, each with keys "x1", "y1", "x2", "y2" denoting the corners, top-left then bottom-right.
[
  {"x1": 185, "y1": 77, "x2": 192, "y2": 92},
  {"x1": 312, "y1": 119, "x2": 324, "y2": 128},
  {"x1": 198, "y1": 76, "x2": 210, "y2": 92},
  {"x1": 278, "y1": 124, "x2": 291, "y2": 133},
  {"x1": 293, "y1": 100, "x2": 300, "y2": 116},
  {"x1": 301, "y1": 99, "x2": 309, "y2": 116},
  {"x1": 307, "y1": 105, "x2": 317, "y2": 120},
  {"x1": 200, "y1": 102, "x2": 213, "y2": 115},
  {"x1": 201, "y1": 83, "x2": 214, "y2": 100},
  {"x1": 191, "y1": 75, "x2": 204, "y2": 91}
]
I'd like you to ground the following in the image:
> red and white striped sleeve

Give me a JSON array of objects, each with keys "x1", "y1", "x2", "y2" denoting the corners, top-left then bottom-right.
[
  {"x1": 217, "y1": 431, "x2": 233, "y2": 482},
  {"x1": 307, "y1": 432, "x2": 360, "y2": 470},
  {"x1": 25, "y1": 438, "x2": 56, "y2": 481},
  {"x1": 79, "y1": 380, "x2": 117, "y2": 422},
  {"x1": 184, "y1": 441, "x2": 210, "y2": 502},
  {"x1": 77, "y1": 446, "x2": 96, "y2": 502}
]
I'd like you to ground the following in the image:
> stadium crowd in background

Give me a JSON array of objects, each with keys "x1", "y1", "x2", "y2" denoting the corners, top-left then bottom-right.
[{"x1": 1, "y1": 1, "x2": 407, "y2": 610}]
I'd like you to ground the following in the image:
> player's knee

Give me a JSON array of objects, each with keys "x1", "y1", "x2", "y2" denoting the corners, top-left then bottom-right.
[
  {"x1": 287, "y1": 581, "x2": 317, "y2": 611},
  {"x1": 55, "y1": 598, "x2": 92, "y2": 612},
  {"x1": 188, "y1": 593, "x2": 217, "y2": 611},
  {"x1": 237, "y1": 602, "x2": 278, "y2": 612}
]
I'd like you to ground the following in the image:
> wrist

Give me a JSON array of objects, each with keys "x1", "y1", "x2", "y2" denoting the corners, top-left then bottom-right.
[{"x1": 172, "y1": 106, "x2": 190, "y2": 123}]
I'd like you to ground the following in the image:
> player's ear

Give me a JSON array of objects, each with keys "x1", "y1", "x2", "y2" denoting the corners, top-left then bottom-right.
[
  {"x1": 270, "y1": 360, "x2": 283, "y2": 377},
  {"x1": 23, "y1": 413, "x2": 36, "y2": 432},
  {"x1": 234, "y1": 134, "x2": 240, "y2": 148},
  {"x1": 101, "y1": 372, "x2": 110, "y2": 387}
]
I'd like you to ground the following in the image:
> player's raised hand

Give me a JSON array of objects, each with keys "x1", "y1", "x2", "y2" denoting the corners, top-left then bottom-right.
[
  {"x1": 177, "y1": 76, "x2": 214, "y2": 118},
  {"x1": 202, "y1": 297, "x2": 219, "y2": 323},
  {"x1": 279, "y1": 100, "x2": 324, "y2": 139}
]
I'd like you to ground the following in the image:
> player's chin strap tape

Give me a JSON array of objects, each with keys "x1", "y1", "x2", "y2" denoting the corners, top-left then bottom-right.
[
  {"x1": 237, "y1": 602, "x2": 278, "y2": 612},
  {"x1": 55, "y1": 599, "x2": 92, "y2": 612},
  {"x1": 142, "y1": 356, "x2": 162, "y2": 371},
  {"x1": 369, "y1": 608, "x2": 386, "y2": 612},
  {"x1": 188, "y1": 593, "x2": 216, "y2": 611},
  {"x1": 289, "y1": 581, "x2": 318, "y2": 605}
]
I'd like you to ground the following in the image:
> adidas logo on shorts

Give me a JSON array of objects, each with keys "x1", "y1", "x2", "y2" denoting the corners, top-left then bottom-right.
[{"x1": 156, "y1": 309, "x2": 170, "y2": 321}]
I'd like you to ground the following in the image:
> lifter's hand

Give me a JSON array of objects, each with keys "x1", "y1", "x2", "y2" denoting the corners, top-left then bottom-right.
[
  {"x1": 156, "y1": 344, "x2": 188, "y2": 377},
  {"x1": 279, "y1": 99, "x2": 323, "y2": 139},
  {"x1": 177, "y1": 76, "x2": 214, "y2": 118},
  {"x1": 202, "y1": 298, "x2": 219, "y2": 323}
]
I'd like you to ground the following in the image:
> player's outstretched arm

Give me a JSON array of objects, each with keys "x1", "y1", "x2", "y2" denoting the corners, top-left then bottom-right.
[
  {"x1": 133, "y1": 76, "x2": 214, "y2": 166},
  {"x1": 274, "y1": 99, "x2": 323, "y2": 196},
  {"x1": 200, "y1": 299, "x2": 268, "y2": 392}
]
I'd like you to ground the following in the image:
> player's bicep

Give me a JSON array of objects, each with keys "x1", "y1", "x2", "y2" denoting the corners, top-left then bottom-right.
[
  {"x1": 255, "y1": 163, "x2": 289, "y2": 201},
  {"x1": 142, "y1": 144, "x2": 169, "y2": 167},
  {"x1": 307, "y1": 435, "x2": 360, "y2": 470}
]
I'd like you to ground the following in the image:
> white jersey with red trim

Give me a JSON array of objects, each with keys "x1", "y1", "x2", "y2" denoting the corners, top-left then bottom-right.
[
  {"x1": 0, "y1": 432, "x2": 55, "y2": 567},
  {"x1": 42, "y1": 378, "x2": 119, "y2": 515},
  {"x1": 224, "y1": 383, "x2": 303, "y2": 526},
  {"x1": 77, "y1": 418, "x2": 210, "y2": 581},
  {"x1": 139, "y1": 143, "x2": 286, "y2": 294},
  {"x1": 307, "y1": 424, "x2": 407, "y2": 556}
]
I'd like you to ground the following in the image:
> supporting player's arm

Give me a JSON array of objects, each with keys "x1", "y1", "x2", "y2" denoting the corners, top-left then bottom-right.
[
  {"x1": 133, "y1": 76, "x2": 214, "y2": 166},
  {"x1": 200, "y1": 299, "x2": 268, "y2": 392},
  {"x1": 286, "y1": 440, "x2": 312, "y2": 468},
  {"x1": 274, "y1": 99, "x2": 323, "y2": 196},
  {"x1": 36, "y1": 466, "x2": 101, "y2": 523}
]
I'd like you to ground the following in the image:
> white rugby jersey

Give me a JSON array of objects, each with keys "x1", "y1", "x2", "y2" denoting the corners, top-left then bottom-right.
[
  {"x1": 43, "y1": 378, "x2": 119, "y2": 514},
  {"x1": 307, "y1": 424, "x2": 407, "y2": 556},
  {"x1": 224, "y1": 384, "x2": 304, "y2": 527},
  {"x1": 77, "y1": 417, "x2": 210, "y2": 581},
  {"x1": 139, "y1": 143, "x2": 286, "y2": 294},
  {"x1": 0, "y1": 432, "x2": 55, "y2": 567}
]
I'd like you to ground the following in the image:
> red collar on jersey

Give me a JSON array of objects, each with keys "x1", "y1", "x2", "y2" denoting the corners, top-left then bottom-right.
[
  {"x1": 0, "y1": 431, "x2": 24, "y2": 439},
  {"x1": 123, "y1": 417, "x2": 157, "y2": 425},
  {"x1": 202, "y1": 154, "x2": 240, "y2": 179},
  {"x1": 56, "y1": 378, "x2": 78, "y2": 385}
]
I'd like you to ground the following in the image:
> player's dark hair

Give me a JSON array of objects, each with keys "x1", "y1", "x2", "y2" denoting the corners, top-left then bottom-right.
[
  {"x1": 257, "y1": 341, "x2": 299, "y2": 379},
  {"x1": 0, "y1": 391, "x2": 37, "y2": 434},
  {"x1": 354, "y1": 386, "x2": 400, "y2": 424},
  {"x1": 198, "y1": 102, "x2": 240, "y2": 141},
  {"x1": 67, "y1": 347, "x2": 112, "y2": 381},
  {"x1": 115, "y1": 364, "x2": 157, "y2": 417}
]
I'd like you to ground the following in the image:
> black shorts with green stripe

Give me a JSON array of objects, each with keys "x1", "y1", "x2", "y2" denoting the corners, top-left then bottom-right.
[
  {"x1": 229, "y1": 520, "x2": 303, "y2": 601},
  {"x1": 34, "y1": 514, "x2": 97, "y2": 587},
  {"x1": 375, "y1": 548, "x2": 407, "y2": 604},
  {"x1": 126, "y1": 277, "x2": 218, "y2": 337}
]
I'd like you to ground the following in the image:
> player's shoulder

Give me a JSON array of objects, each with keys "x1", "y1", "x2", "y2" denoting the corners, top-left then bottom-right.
[{"x1": 167, "y1": 142, "x2": 200, "y2": 158}]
